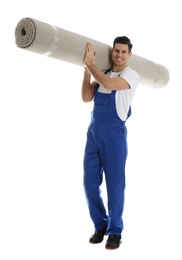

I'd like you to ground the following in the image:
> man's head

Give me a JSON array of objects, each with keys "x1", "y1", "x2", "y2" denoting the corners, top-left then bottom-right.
[
  {"x1": 111, "y1": 36, "x2": 133, "y2": 71},
  {"x1": 113, "y1": 36, "x2": 133, "y2": 53}
]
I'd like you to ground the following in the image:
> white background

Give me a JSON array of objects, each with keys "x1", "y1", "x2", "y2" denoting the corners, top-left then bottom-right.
[{"x1": 0, "y1": 0, "x2": 181, "y2": 259}]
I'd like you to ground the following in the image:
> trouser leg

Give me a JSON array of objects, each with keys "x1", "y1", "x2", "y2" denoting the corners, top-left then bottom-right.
[
  {"x1": 83, "y1": 126, "x2": 108, "y2": 230},
  {"x1": 101, "y1": 125, "x2": 128, "y2": 235}
]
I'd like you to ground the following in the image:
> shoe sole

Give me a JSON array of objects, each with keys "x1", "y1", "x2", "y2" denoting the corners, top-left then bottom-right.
[
  {"x1": 105, "y1": 246, "x2": 120, "y2": 250},
  {"x1": 105, "y1": 242, "x2": 121, "y2": 250},
  {"x1": 89, "y1": 241, "x2": 103, "y2": 244}
]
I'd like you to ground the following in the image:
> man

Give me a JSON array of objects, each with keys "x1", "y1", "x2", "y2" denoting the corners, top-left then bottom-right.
[{"x1": 82, "y1": 36, "x2": 140, "y2": 250}]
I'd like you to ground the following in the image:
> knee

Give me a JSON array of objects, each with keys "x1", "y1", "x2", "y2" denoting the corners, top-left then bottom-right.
[{"x1": 83, "y1": 181, "x2": 100, "y2": 200}]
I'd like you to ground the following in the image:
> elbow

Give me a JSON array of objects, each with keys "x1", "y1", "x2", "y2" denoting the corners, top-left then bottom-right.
[
  {"x1": 82, "y1": 96, "x2": 93, "y2": 102},
  {"x1": 82, "y1": 98, "x2": 89, "y2": 103}
]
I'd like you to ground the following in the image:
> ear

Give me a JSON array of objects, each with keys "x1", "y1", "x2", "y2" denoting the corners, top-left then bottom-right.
[{"x1": 129, "y1": 52, "x2": 132, "y2": 58}]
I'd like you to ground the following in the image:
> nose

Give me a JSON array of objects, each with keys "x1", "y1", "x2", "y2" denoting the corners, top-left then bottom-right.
[
  {"x1": 117, "y1": 52, "x2": 122, "y2": 58},
  {"x1": 117, "y1": 50, "x2": 122, "y2": 56}
]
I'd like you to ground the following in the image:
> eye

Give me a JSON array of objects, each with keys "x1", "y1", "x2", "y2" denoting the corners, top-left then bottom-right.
[{"x1": 114, "y1": 48, "x2": 119, "y2": 53}]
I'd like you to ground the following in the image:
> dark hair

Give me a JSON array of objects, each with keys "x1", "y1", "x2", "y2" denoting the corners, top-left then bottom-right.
[{"x1": 113, "y1": 36, "x2": 133, "y2": 53}]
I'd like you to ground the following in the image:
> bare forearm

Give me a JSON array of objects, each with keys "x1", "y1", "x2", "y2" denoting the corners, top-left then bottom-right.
[
  {"x1": 86, "y1": 62, "x2": 130, "y2": 90},
  {"x1": 81, "y1": 68, "x2": 94, "y2": 102},
  {"x1": 85, "y1": 62, "x2": 112, "y2": 89}
]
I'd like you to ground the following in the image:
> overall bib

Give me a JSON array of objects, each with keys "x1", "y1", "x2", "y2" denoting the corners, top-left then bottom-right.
[{"x1": 84, "y1": 74, "x2": 131, "y2": 236}]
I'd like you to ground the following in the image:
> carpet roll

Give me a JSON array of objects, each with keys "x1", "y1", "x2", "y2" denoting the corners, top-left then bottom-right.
[{"x1": 15, "y1": 17, "x2": 169, "y2": 88}]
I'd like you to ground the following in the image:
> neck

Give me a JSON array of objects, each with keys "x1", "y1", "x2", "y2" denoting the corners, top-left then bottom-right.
[{"x1": 112, "y1": 64, "x2": 128, "y2": 72}]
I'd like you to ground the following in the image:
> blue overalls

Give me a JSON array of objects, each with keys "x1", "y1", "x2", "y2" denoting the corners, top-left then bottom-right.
[{"x1": 83, "y1": 71, "x2": 131, "y2": 236}]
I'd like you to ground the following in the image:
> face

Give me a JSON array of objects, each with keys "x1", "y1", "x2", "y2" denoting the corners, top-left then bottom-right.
[{"x1": 112, "y1": 43, "x2": 132, "y2": 70}]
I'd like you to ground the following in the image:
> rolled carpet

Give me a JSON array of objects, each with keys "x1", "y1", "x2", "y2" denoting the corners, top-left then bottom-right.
[{"x1": 15, "y1": 17, "x2": 169, "y2": 88}]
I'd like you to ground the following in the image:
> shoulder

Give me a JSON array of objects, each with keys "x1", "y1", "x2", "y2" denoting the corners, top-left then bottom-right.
[
  {"x1": 121, "y1": 67, "x2": 139, "y2": 78},
  {"x1": 120, "y1": 67, "x2": 140, "y2": 88}
]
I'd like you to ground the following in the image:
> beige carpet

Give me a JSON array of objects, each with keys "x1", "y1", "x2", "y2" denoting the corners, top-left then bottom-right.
[{"x1": 15, "y1": 17, "x2": 169, "y2": 88}]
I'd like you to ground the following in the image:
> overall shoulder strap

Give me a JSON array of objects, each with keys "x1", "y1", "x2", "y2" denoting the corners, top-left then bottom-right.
[
  {"x1": 94, "y1": 69, "x2": 111, "y2": 93},
  {"x1": 104, "y1": 69, "x2": 111, "y2": 75}
]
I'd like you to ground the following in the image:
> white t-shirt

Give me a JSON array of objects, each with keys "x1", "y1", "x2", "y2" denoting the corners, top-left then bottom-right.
[{"x1": 97, "y1": 67, "x2": 140, "y2": 121}]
